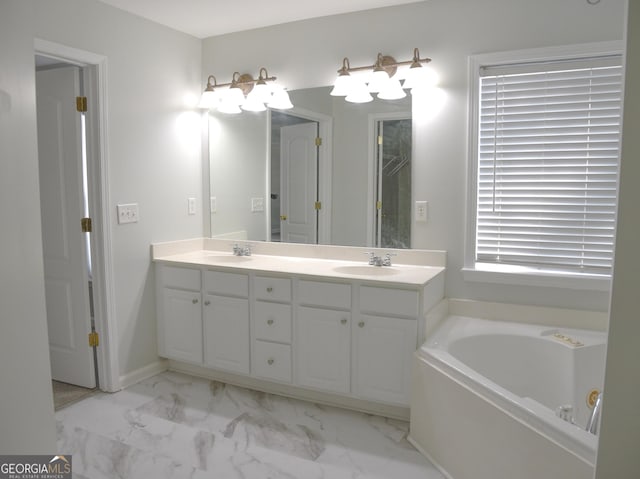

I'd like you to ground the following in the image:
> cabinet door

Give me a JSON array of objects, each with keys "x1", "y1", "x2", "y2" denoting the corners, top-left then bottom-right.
[
  {"x1": 353, "y1": 314, "x2": 417, "y2": 405},
  {"x1": 203, "y1": 294, "x2": 250, "y2": 374},
  {"x1": 296, "y1": 306, "x2": 351, "y2": 395},
  {"x1": 161, "y1": 288, "x2": 202, "y2": 363}
]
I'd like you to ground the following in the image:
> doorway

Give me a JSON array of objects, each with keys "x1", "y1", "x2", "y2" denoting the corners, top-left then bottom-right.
[
  {"x1": 34, "y1": 39, "x2": 118, "y2": 397},
  {"x1": 270, "y1": 111, "x2": 322, "y2": 244}
]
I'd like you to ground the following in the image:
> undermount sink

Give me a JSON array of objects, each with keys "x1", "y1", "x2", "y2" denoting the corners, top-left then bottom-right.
[
  {"x1": 206, "y1": 254, "x2": 253, "y2": 263},
  {"x1": 333, "y1": 265, "x2": 400, "y2": 276}
]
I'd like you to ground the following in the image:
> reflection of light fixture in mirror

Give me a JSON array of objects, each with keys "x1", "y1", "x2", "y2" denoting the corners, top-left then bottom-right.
[
  {"x1": 199, "y1": 67, "x2": 292, "y2": 113},
  {"x1": 331, "y1": 48, "x2": 433, "y2": 102}
]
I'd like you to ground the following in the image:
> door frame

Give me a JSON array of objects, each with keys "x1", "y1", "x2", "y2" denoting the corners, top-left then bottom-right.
[
  {"x1": 367, "y1": 111, "x2": 412, "y2": 247},
  {"x1": 267, "y1": 107, "x2": 333, "y2": 244},
  {"x1": 35, "y1": 39, "x2": 120, "y2": 392}
]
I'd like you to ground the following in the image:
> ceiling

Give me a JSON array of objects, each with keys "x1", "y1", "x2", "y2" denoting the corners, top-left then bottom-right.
[{"x1": 97, "y1": 0, "x2": 425, "y2": 38}]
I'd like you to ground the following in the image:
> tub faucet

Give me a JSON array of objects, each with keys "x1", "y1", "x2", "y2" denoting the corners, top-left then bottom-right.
[{"x1": 586, "y1": 392, "x2": 603, "y2": 435}]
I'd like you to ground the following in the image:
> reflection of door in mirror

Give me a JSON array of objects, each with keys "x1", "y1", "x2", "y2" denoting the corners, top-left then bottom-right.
[
  {"x1": 270, "y1": 112, "x2": 319, "y2": 243},
  {"x1": 374, "y1": 118, "x2": 412, "y2": 248}
]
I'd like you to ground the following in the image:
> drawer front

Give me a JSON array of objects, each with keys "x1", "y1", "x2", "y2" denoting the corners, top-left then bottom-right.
[
  {"x1": 359, "y1": 286, "x2": 419, "y2": 317},
  {"x1": 298, "y1": 280, "x2": 351, "y2": 309},
  {"x1": 254, "y1": 302, "x2": 292, "y2": 343},
  {"x1": 254, "y1": 276, "x2": 292, "y2": 302},
  {"x1": 161, "y1": 265, "x2": 201, "y2": 291},
  {"x1": 204, "y1": 270, "x2": 248, "y2": 297},
  {"x1": 253, "y1": 341, "x2": 292, "y2": 383}
]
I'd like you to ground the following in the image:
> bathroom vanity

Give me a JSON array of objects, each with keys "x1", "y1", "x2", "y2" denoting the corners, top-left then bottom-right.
[{"x1": 152, "y1": 238, "x2": 445, "y2": 417}]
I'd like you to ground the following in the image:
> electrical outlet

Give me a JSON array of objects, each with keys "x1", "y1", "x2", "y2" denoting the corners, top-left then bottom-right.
[
  {"x1": 415, "y1": 201, "x2": 428, "y2": 223},
  {"x1": 210, "y1": 196, "x2": 217, "y2": 214},
  {"x1": 117, "y1": 203, "x2": 139, "y2": 224},
  {"x1": 188, "y1": 197, "x2": 196, "y2": 215},
  {"x1": 251, "y1": 197, "x2": 264, "y2": 212}
]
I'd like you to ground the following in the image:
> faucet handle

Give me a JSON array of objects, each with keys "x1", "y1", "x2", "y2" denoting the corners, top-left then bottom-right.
[
  {"x1": 364, "y1": 252, "x2": 375, "y2": 265},
  {"x1": 383, "y1": 252, "x2": 397, "y2": 266}
]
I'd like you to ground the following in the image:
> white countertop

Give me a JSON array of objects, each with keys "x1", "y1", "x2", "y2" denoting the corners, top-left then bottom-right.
[{"x1": 153, "y1": 249, "x2": 444, "y2": 287}]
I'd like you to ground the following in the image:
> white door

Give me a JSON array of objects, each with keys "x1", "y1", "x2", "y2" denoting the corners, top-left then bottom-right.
[
  {"x1": 280, "y1": 122, "x2": 318, "y2": 244},
  {"x1": 353, "y1": 314, "x2": 417, "y2": 405},
  {"x1": 203, "y1": 294, "x2": 250, "y2": 374},
  {"x1": 296, "y1": 306, "x2": 351, "y2": 394},
  {"x1": 37, "y1": 66, "x2": 96, "y2": 388}
]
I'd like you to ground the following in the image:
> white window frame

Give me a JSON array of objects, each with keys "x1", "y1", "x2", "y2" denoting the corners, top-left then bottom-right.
[{"x1": 463, "y1": 42, "x2": 623, "y2": 292}]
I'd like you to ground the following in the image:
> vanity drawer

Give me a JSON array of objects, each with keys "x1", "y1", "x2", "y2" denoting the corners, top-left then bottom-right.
[
  {"x1": 204, "y1": 270, "x2": 248, "y2": 297},
  {"x1": 359, "y1": 286, "x2": 419, "y2": 317},
  {"x1": 298, "y1": 280, "x2": 351, "y2": 309},
  {"x1": 254, "y1": 302, "x2": 292, "y2": 343},
  {"x1": 254, "y1": 276, "x2": 291, "y2": 302},
  {"x1": 161, "y1": 265, "x2": 201, "y2": 291},
  {"x1": 253, "y1": 341, "x2": 292, "y2": 383}
]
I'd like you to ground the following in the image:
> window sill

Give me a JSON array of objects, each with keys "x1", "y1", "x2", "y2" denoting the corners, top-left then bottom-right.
[{"x1": 462, "y1": 264, "x2": 611, "y2": 292}]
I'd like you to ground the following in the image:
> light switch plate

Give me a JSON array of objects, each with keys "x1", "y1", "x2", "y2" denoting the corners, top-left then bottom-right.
[
  {"x1": 415, "y1": 201, "x2": 428, "y2": 223},
  {"x1": 251, "y1": 197, "x2": 264, "y2": 212},
  {"x1": 117, "y1": 203, "x2": 139, "y2": 224},
  {"x1": 188, "y1": 197, "x2": 196, "y2": 215}
]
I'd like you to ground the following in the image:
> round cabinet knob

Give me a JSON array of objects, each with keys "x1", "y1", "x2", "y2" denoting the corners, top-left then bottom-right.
[
  {"x1": 204, "y1": 300, "x2": 211, "y2": 306},
  {"x1": 267, "y1": 358, "x2": 275, "y2": 365},
  {"x1": 192, "y1": 298, "x2": 199, "y2": 304},
  {"x1": 267, "y1": 319, "x2": 274, "y2": 325},
  {"x1": 266, "y1": 287, "x2": 273, "y2": 293},
  {"x1": 358, "y1": 321, "x2": 365, "y2": 328},
  {"x1": 340, "y1": 318, "x2": 348, "y2": 325}
]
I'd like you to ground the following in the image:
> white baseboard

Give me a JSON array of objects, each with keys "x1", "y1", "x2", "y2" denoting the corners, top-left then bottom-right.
[{"x1": 118, "y1": 359, "x2": 169, "y2": 390}]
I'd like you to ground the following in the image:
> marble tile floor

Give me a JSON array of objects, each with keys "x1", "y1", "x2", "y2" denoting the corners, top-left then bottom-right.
[{"x1": 55, "y1": 371, "x2": 445, "y2": 479}]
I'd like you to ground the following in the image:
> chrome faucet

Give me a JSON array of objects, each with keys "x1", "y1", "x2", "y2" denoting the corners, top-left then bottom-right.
[
  {"x1": 365, "y1": 252, "x2": 396, "y2": 266},
  {"x1": 232, "y1": 243, "x2": 252, "y2": 256},
  {"x1": 586, "y1": 392, "x2": 603, "y2": 435}
]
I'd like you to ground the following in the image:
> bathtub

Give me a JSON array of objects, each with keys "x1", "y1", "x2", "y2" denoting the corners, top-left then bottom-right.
[{"x1": 409, "y1": 314, "x2": 607, "y2": 479}]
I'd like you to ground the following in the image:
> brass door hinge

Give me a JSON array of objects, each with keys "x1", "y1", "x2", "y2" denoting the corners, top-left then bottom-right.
[
  {"x1": 377, "y1": 135, "x2": 383, "y2": 145},
  {"x1": 81, "y1": 217, "x2": 92, "y2": 233},
  {"x1": 315, "y1": 137, "x2": 322, "y2": 147},
  {"x1": 88, "y1": 331, "x2": 99, "y2": 347},
  {"x1": 314, "y1": 201, "x2": 322, "y2": 210},
  {"x1": 76, "y1": 96, "x2": 88, "y2": 112},
  {"x1": 376, "y1": 200, "x2": 382, "y2": 210}
]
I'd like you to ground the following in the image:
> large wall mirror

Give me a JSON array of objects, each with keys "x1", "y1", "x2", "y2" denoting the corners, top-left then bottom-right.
[{"x1": 208, "y1": 86, "x2": 413, "y2": 247}]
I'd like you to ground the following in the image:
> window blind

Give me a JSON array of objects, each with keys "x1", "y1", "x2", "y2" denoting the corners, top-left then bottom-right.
[{"x1": 476, "y1": 56, "x2": 623, "y2": 274}]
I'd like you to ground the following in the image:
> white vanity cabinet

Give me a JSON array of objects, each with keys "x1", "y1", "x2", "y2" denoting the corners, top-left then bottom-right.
[
  {"x1": 296, "y1": 280, "x2": 352, "y2": 395},
  {"x1": 352, "y1": 286, "x2": 419, "y2": 405},
  {"x1": 251, "y1": 276, "x2": 293, "y2": 383},
  {"x1": 203, "y1": 270, "x2": 250, "y2": 374},
  {"x1": 157, "y1": 265, "x2": 203, "y2": 364},
  {"x1": 154, "y1": 247, "x2": 446, "y2": 415}
]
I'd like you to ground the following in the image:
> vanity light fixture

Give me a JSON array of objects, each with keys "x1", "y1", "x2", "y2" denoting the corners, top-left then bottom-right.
[
  {"x1": 331, "y1": 48, "x2": 436, "y2": 103},
  {"x1": 198, "y1": 67, "x2": 293, "y2": 114}
]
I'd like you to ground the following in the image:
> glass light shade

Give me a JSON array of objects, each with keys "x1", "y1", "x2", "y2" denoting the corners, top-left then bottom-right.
[
  {"x1": 377, "y1": 78, "x2": 406, "y2": 100},
  {"x1": 345, "y1": 80, "x2": 373, "y2": 103},
  {"x1": 198, "y1": 89, "x2": 220, "y2": 109},
  {"x1": 223, "y1": 85, "x2": 246, "y2": 106},
  {"x1": 367, "y1": 69, "x2": 391, "y2": 93},
  {"x1": 241, "y1": 91, "x2": 267, "y2": 112},
  {"x1": 267, "y1": 88, "x2": 293, "y2": 109},
  {"x1": 402, "y1": 65, "x2": 438, "y2": 90},
  {"x1": 330, "y1": 74, "x2": 354, "y2": 96},
  {"x1": 250, "y1": 82, "x2": 272, "y2": 104},
  {"x1": 217, "y1": 98, "x2": 242, "y2": 114}
]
